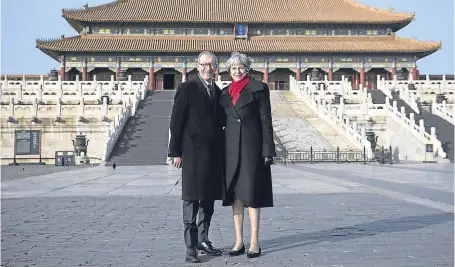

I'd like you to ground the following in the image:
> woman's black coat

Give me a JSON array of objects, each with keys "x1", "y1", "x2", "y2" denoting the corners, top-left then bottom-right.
[
  {"x1": 219, "y1": 79, "x2": 275, "y2": 208},
  {"x1": 168, "y1": 77, "x2": 225, "y2": 201}
]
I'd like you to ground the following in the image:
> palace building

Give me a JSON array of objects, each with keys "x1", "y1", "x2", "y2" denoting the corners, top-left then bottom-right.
[{"x1": 36, "y1": 0, "x2": 441, "y2": 90}]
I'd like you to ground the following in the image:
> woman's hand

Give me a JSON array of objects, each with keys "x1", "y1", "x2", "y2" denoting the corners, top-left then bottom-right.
[{"x1": 263, "y1": 157, "x2": 274, "y2": 167}]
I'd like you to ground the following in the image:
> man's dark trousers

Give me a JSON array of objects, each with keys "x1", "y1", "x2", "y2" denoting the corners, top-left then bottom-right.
[{"x1": 183, "y1": 200, "x2": 215, "y2": 248}]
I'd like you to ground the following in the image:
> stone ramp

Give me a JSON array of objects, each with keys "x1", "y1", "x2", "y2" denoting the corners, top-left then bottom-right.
[
  {"x1": 106, "y1": 90, "x2": 175, "y2": 166},
  {"x1": 271, "y1": 91, "x2": 333, "y2": 151},
  {"x1": 273, "y1": 91, "x2": 357, "y2": 150}
]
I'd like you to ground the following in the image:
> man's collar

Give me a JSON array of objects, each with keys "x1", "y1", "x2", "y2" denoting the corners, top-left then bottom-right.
[{"x1": 197, "y1": 74, "x2": 213, "y2": 86}]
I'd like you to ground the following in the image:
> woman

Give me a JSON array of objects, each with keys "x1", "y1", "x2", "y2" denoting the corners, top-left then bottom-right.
[{"x1": 219, "y1": 52, "x2": 275, "y2": 258}]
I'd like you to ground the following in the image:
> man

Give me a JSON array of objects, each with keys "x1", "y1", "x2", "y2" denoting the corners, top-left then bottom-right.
[{"x1": 168, "y1": 51, "x2": 225, "y2": 263}]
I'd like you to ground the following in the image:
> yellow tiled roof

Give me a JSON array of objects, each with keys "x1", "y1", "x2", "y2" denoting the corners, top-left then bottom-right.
[
  {"x1": 62, "y1": 0, "x2": 414, "y2": 24},
  {"x1": 36, "y1": 35, "x2": 440, "y2": 54}
]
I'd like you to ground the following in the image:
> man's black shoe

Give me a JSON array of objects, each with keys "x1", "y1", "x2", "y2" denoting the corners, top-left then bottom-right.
[
  {"x1": 197, "y1": 241, "x2": 222, "y2": 256},
  {"x1": 185, "y1": 247, "x2": 201, "y2": 263}
]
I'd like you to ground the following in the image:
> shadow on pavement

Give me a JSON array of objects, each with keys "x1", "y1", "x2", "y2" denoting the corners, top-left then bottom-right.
[{"x1": 262, "y1": 213, "x2": 454, "y2": 254}]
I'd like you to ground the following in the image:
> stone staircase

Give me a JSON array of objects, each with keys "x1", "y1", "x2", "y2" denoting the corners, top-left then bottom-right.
[
  {"x1": 106, "y1": 90, "x2": 175, "y2": 166},
  {"x1": 272, "y1": 91, "x2": 357, "y2": 151},
  {"x1": 370, "y1": 89, "x2": 454, "y2": 162}
]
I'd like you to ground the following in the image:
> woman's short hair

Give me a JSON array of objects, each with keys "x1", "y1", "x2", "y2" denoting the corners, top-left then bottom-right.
[{"x1": 226, "y1": 52, "x2": 252, "y2": 73}]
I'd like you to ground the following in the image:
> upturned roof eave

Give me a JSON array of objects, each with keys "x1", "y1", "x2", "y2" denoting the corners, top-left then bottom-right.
[
  {"x1": 63, "y1": 17, "x2": 85, "y2": 34},
  {"x1": 35, "y1": 35, "x2": 440, "y2": 55},
  {"x1": 60, "y1": 16, "x2": 414, "y2": 25}
]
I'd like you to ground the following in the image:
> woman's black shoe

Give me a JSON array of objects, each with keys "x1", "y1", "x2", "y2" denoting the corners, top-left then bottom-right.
[
  {"x1": 247, "y1": 247, "x2": 261, "y2": 258},
  {"x1": 228, "y1": 245, "x2": 245, "y2": 256}
]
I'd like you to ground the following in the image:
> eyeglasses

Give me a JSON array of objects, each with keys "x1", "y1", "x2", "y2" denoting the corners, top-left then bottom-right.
[{"x1": 198, "y1": 63, "x2": 217, "y2": 69}]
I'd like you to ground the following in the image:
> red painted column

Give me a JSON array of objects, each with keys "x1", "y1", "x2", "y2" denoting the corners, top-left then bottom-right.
[
  {"x1": 59, "y1": 67, "x2": 65, "y2": 81},
  {"x1": 81, "y1": 59, "x2": 87, "y2": 81},
  {"x1": 263, "y1": 67, "x2": 269, "y2": 84},
  {"x1": 116, "y1": 60, "x2": 120, "y2": 81},
  {"x1": 182, "y1": 67, "x2": 187, "y2": 83},
  {"x1": 296, "y1": 67, "x2": 301, "y2": 81},
  {"x1": 391, "y1": 61, "x2": 396, "y2": 80},
  {"x1": 215, "y1": 68, "x2": 219, "y2": 81},
  {"x1": 416, "y1": 69, "x2": 420, "y2": 80},
  {"x1": 148, "y1": 67, "x2": 154, "y2": 90},
  {"x1": 328, "y1": 61, "x2": 333, "y2": 81},
  {"x1": 59, "y1": 55, "x2": 65, "y2": 81},
  {"x1": 354, "y1": 73, "x2": 359, "y2": 89},
  {"x1": 82, "y1": 68, "x2": 87, "y2": 82},
  {"x1": 412, "y1": 67, "x2": 417, "y2": 81},
  {"x1": 360, "y1": 68, "x2": 365, "y2": 89}
]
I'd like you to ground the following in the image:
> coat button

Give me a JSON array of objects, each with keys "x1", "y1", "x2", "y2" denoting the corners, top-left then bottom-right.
[{"x1": 237, "y1": 119, "x2": 241, "y2": 122}]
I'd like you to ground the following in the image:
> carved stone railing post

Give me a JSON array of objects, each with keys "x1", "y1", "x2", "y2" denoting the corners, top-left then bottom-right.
[
  {"x1": 102, "y1": 96, "x2": 108, "y2": 118},
  {"x1": 9, "y1": 97, "x2": 15, "y2": 118}
]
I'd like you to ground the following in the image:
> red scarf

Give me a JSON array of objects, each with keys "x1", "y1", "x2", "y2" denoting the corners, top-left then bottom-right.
[{"x1": 228, "y1": 75, "x2": 251, "y2": 105}]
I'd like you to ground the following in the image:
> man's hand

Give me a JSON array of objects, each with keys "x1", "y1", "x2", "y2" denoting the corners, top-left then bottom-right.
[{"x1": 173, "y1": 157, "x2": 183, "y2": 168}]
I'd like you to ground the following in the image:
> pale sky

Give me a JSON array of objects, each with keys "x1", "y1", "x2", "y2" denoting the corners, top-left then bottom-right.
[{"x1": 1, "y1": 0, "x2": 454, "y2": 74}]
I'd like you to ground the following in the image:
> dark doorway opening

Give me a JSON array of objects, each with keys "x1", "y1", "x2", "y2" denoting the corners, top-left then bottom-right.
[
  {"x1": 90, "y1": 68, "x2": 115, "y2": 81},
  {"x1": 126, "y1": 68, "x2": 148, "y2": 81},
  {"x1": 163, "y1": 74, "x2": 175, "y2": 89},
  {"x1": 274, "y1": 81, "x2": 286, "y2": 90},
  {"x1": 67, "y1": 68, "x2": 81, "y2": 81}
]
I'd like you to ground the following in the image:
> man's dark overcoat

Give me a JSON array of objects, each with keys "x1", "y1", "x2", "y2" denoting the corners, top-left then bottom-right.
[
  {"x1": 168, "y1": 76, "x2": 225, "y2": 201},
  {"x1": 219, "y1": 79, "x2": 275, "y2": 208}
]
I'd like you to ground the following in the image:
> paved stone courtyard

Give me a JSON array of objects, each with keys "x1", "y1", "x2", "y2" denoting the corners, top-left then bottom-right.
[{"x1": 1, "y1": 163, "x2": 454, "y2": 266}]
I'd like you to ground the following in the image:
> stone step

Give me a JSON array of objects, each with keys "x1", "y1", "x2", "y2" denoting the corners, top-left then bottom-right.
[{"x1": 107, "y1": 90, "x2": 176, "y2": 165}]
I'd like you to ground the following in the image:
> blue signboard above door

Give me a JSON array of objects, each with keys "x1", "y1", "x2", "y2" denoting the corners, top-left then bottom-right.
[{"x1": 235, "y1": 24, "x2": 247, "y2": 38}]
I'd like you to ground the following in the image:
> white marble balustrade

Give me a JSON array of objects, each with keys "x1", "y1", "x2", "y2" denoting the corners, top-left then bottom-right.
[
  {"x1": 216, "y1": 75, "x2": 365, "y2": 103},
  {"x1": 383, "y1": 97, "x2": 446, "y2": 159},
  {"x1": 1, "y1": 74, "x2": 148, "y2": 103},
  {"x1": 290, "y1": 74, "x2": 450, "y2": 161},
  {"x1": 289, "y1": 76, "x2": 373, "y2": 159},
  {"x1": 432, "y1": 101, "x2": 454, "y2": 125},
  {"x1": 385, "y1": 82, "x2": 421, "y2": 114},
  {"x1": 1, "y1": 73, "x2": 148, "y2": 163},
  {"x1": 339, "y1": 103, "x2": 387, "y2": 117},
  {"x1": 377, "y1": 75, "x2": 455, "y2": 104}
]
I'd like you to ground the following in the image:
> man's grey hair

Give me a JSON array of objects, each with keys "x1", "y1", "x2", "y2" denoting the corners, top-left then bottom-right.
[
  {"x1": 198, "y1": 51, "x2": 218, "y2": 65},
  {"x1": 227, "y1": 52, "x2": 252, "y2": 73}
]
